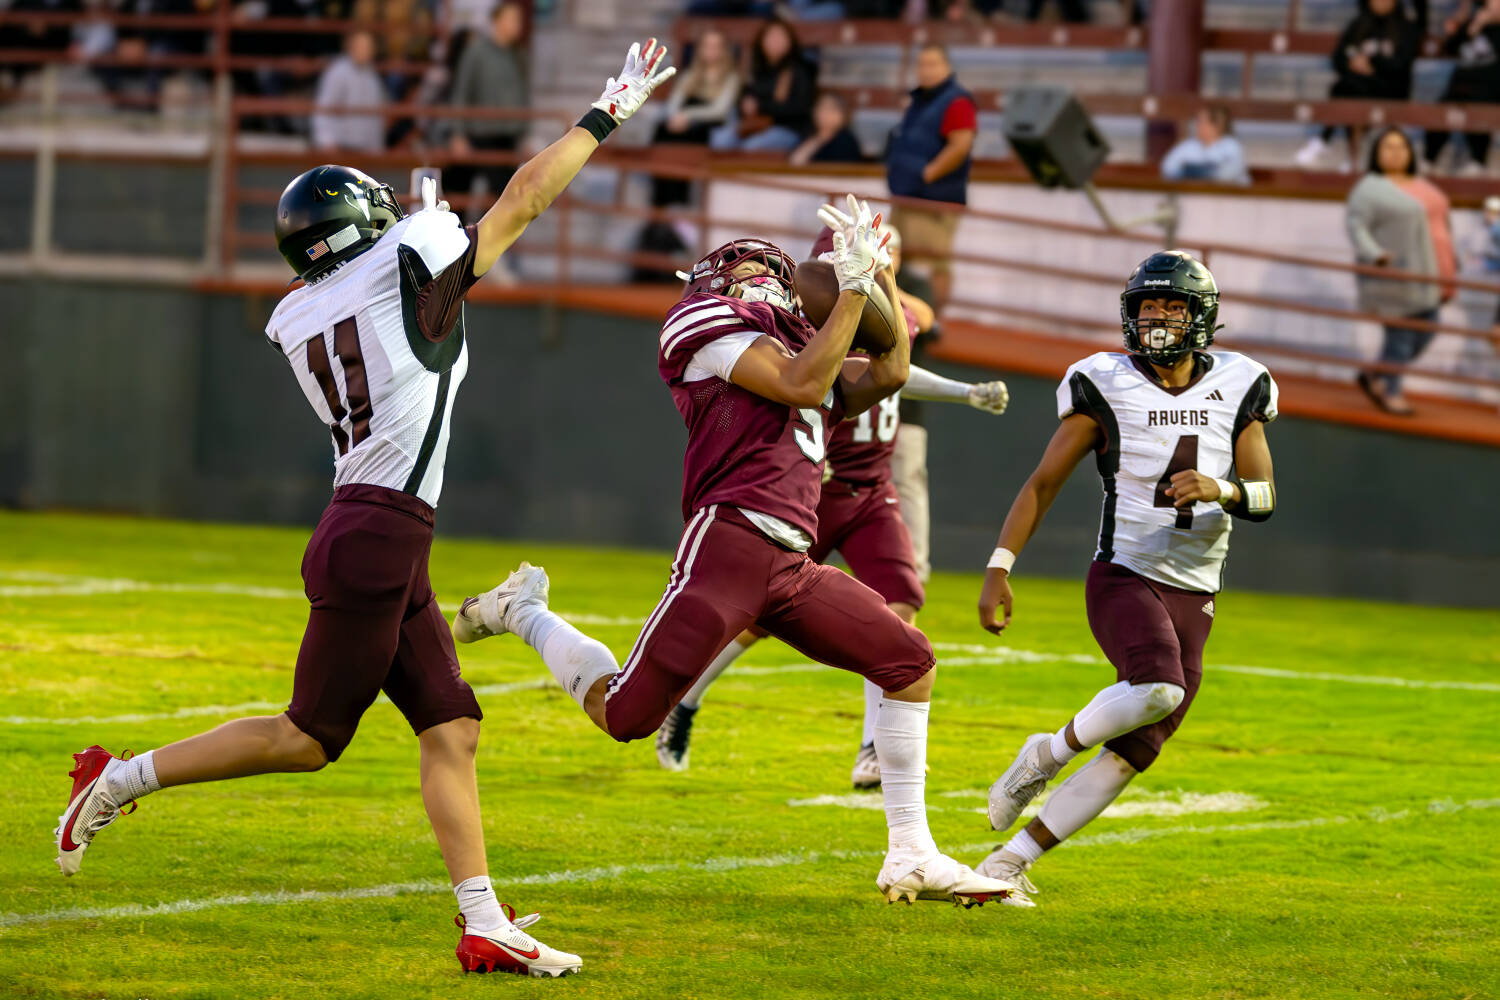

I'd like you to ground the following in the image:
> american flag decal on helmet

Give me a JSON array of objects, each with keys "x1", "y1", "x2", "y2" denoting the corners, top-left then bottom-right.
[{"x1": 306, "y1": 240, "x2": 330, "y2": 260}]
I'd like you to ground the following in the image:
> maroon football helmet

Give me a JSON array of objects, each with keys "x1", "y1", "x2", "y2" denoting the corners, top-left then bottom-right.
[{"x1": 681, "y1": 238, "x2": 798, "y2": 307}]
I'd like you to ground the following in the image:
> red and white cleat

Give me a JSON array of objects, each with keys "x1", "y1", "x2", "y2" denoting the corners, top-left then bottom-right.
[
  {"x1": 454, "y1": 905, "x2": 582, "y2": 978},
  {"x1": 55, "y1": 745, "x2": 135, "y2": 876}
]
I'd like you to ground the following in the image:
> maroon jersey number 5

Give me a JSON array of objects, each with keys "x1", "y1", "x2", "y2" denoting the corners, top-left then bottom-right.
[{"x1": 792, "y1": 391, "x2": 835, "y2": 463}]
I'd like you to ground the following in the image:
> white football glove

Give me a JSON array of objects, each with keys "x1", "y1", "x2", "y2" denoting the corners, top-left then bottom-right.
[
  {"x1": 967, "y1": 380, "x2": 1010, "y2": 415},
  {"x1": 816, "y1": 193, "x2": 891, "y2": 296},
  {"x1": 420, "y1": 175, "x2": 450, "y2": 214},
  {"x1": 592, "y1": 38, "x2": 676, "y2": 124}
]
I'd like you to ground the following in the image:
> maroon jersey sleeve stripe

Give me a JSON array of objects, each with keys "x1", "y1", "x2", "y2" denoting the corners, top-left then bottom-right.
[{"x1": 661, "y1": 303, "x2": 745, "y2": 355}]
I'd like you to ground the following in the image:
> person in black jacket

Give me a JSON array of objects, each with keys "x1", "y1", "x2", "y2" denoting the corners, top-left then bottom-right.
[
  {"x1": 708, "y1": 17, "x2": 815, "y2": 153},
  {"x1": 1425, "y1": 0, "x2": 1500, "y2": 171},
  {"x1": 1296, "y1": 0, "x2": 1420, "y2": 169},
  {"x1": 789, "y1": 91, "x2": 865, "y2": 165}
]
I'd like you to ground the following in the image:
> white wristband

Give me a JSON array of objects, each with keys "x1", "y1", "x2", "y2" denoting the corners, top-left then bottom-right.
[
  {"x1": 987, "y1": 547, "x2": 1017, "y2": 572},
  {"x1": 1213, "y1": 478, "x2": 1236, "y2": 505}
]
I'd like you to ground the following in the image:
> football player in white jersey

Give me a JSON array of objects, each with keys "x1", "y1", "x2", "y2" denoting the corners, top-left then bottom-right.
[
  {"x1": 973, "y1": 251, "x2": 1278, "y2": 905},
  {"x1": 52, "y1": 40, "x2": 675, "y2": 977}
]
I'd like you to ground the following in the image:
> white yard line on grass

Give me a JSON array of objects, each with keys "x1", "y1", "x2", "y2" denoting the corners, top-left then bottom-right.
[
  {"x1": 0, "y1": 680, "x2": 557, "y2": 727},
  {"x1": 791, "y1": 789, "x2": 1268, "y2": 820},
  {"x1": 3, "y1": 796, "x2": 1495, "y2": 930},
  {"x1": 0, "y1": 571, "x2": 641, "y2": 626}
]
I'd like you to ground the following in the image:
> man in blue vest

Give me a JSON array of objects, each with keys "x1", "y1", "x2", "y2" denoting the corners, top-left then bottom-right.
[{"x1": 885, "y1": 44, "x2": 976, "y2": 310}]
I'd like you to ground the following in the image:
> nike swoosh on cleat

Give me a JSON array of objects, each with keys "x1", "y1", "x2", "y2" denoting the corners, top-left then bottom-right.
[
  {"x1": 494, "y1": 941, "x2": 541, "y2": 961},
  {"x1": 59, "y1": 778, "x2": 96, "y2": 853}
]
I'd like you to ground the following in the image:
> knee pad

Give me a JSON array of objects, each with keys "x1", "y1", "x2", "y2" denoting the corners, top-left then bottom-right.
[{"x1": 1141, "y1": 682, "x2": 1185, "y2": 722}]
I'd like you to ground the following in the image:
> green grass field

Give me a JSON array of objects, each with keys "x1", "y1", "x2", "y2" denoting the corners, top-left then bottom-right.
[{"x1": 1, "y1": 511, "x2": 1496, "y2": 1000}]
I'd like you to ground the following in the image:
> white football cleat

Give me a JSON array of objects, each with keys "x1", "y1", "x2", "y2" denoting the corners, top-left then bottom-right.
[
  {"x1": 850, "y1": 742, "x2": 880, "y2": 790},
  {"x1": 987, "y1": 732, "x2": 1057, "y2": 832},
  {"x1": 655, "y1": 703, "x2": 696, "y2": 771},
  {"x1": 55, "y1": 745, "x2": 134, "y2": 876},
  {"x1": 455, "y1": 906, "x2": 582, "y2": 978},
  {"x1": 877, "y1": 852, "x2": 1017, "y2": 908},
  {"x1": 975, "y1": 847, "x2": 1039, "y2": 908},
  {"x1": 453, "y1": 562, "x2": 550, "y2": 644}
]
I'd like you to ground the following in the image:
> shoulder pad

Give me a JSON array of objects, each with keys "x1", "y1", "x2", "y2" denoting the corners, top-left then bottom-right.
[{"x1": 398, "y1": 210, "x2": 471, "y2": 277}]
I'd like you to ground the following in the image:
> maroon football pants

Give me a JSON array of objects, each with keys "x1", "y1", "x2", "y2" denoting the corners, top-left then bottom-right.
[
  {"x1": 287, "y1": 484, "x2": 482, "y2": 761},
  {"x1": 1084, "y1": 560, "x2": 1214, "y2": 772},
  {"x1": 602, "y1": 504, "x2": 935, "y2": 742},
  {"x1": 809, "y1": 479, "x2": 925, "y2": 610}
]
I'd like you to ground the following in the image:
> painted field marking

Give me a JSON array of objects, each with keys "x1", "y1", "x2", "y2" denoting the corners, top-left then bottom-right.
[
  {"x1": 0, "y1": 680, "x2": 556, "y2": 727},
  {"x1": 792, "y1": 789, "x2": 1268, "y2": 820},
  {"x1": 0, "y1": 571, "x2": 641, "y2": 626},
  {"x1": 3, "y1": 796, "x2": 1495, "y2": 930}
]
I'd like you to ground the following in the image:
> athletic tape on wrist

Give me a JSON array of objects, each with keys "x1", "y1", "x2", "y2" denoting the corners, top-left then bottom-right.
[
  {"x1": 1241, "y1": 479, "x2": 1274, "y2": 514},
  {"x1": 577, "y1": 108, "x2": 618, "y2": 142},
  {"x1": 1213, "y1": 477, "x2": 1236, "y2": 505},
  {"x1": 987, "y1": 547, "x2": 1017, "y2": 572}
]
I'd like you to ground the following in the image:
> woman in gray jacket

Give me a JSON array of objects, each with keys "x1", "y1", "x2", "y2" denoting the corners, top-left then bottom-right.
[{"x1": 1346, "y1": 127, "x2": 1456, "y2": 415}]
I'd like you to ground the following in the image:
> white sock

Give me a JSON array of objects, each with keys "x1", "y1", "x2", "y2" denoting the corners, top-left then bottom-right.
[
  {"x1": 103, "y1": 750, "x2": 160, "y2": 803},
  {"x1": 1036, "y1": 749, "x2": 1137, "y2": 842},
  {"x1": 1002, "y1": 828, "x2": 1045, "y2": 865},
  {"x1": 679, "y1": 638, "x2": 749, "y2": 709},
  {"x1": 508, "y1": 603, "x2": 619, "y2": 709},
  {"x1": 1049, "y1": 729, "x2": 1078, "y2": 768},
  {"x1": 1070, "y1": 680, "x2": 1183, "y2": 749},
  {"x1": 860, "y1": 679, "x2": 883, "y2": 747},
  {"x1": 454, "y1": 874, "x2": 507, "y2": 935},
  {"x1": 874, "y1": 698, "x2": 938, "y2": 859}
]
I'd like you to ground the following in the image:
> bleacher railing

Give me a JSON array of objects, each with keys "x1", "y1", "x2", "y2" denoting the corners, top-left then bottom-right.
[{"x1": 3, "y1": 8, "x2": 1499, "y2": 408}]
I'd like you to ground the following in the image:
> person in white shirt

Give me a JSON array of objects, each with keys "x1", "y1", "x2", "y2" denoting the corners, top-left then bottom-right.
[{"x1": 1160, "y1": 105, "x2": 1251, "y2": 186}]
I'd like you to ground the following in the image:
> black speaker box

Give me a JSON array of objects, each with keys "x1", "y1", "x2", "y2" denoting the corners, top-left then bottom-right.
[{"x1": 1002, "y1": 86, "x2": 1111, "y2": 189}]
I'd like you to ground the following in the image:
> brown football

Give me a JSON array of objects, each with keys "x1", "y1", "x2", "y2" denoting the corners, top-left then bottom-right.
[{"x1": 794, "y1": 259, "x2": 899, "y2": 355}]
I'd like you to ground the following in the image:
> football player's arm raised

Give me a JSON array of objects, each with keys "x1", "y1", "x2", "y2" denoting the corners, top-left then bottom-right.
[
  {"x1": 471, "y1": 40, "x2": 675, "y2": 278},
  {"x1": 978, "y1": 414, "x2": 1102, "y2": 635},
  {"x1": 728, "y1": 197, "x2": 890, "y2": 408}
]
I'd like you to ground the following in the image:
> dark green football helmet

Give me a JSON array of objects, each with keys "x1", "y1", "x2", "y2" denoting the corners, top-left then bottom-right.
[
  {"x1": 1119, "y1": 250, "x2": 1221, "y2": 365},
  {"x1": 274, "y1": 165, "x2": 405, "y2": 281}
]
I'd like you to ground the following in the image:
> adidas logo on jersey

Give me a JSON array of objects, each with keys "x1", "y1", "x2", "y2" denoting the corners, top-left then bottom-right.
[
  {"x1": 1206, "y1": 389, "x2": 1224, "y2": 401},
  {"x1": 1201, "y1": 600, "x2": 1215, "y2": 618}
]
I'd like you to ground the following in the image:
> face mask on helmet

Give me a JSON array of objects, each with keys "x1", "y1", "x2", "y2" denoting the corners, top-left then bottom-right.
[
  {"x1": 1123, "y1": 291, "x2": 1203, "y2": 364},
  {"x1": 734, "y1": 273, "x2": 797, "y2": 312}
]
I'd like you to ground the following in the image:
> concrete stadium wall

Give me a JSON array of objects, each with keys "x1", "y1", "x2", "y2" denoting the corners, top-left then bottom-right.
[{"x1": 1, "y1": 277, "x2": 1495, "y2": 609}]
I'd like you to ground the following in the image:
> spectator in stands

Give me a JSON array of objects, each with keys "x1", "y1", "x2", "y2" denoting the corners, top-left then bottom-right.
[
  {"x1": 684, "y1": 0, "x2": 775, "y2": 15},
  {"x1": 311, "y1": 29, "x2": 388, "y2": 152},
  {"x1": 445, "y1": 0, "x2": 529, "y2": 218},
  {"x1": 1160, "y1": 104, "x2": 1250, "y2": 185},
  {"x1": 1024, "y1": 0, "x2": 1091, "y2": 22},
  {"x1": 1296, "y1": 0, "x2": 1420, "y2": 171},
  {"x1": 1424, "y1": 0, "x2": 1500, "y2": 173},
  {"x1": 1347, "y1": 127, "x2": 1456, "y2": 415},
  {"x1": 708, "y1": 17, "x2": 815, "y2": 153},
  {"x1": 885, "y1": 42, "x2": 975, "y2": 309},
  {"x1": 651, "y1": 28, "x2": 738, "y2": 206},
  {"x1": 789, "y1": 91, "x2": 865, "y2": 165},
  {"x1": 0, "y1": 0, "x2": 80, "y2": 91}
]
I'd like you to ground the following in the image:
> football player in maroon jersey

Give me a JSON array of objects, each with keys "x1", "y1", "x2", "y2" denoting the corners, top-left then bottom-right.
[
  {"x1": 653, "y1": 221, "x2": 1010, "y2": 787},
  {"x1": 457, "y1": 197, "x2": 1018, "y2": 907}
]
